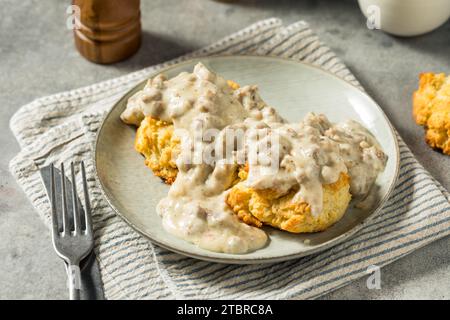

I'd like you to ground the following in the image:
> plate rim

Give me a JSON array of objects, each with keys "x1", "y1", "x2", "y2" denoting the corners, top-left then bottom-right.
[{"x1": 93, "y1": 55, "x2": 400, "y2": 264}]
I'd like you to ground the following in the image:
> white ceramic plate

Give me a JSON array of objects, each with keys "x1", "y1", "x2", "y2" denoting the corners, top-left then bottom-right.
[{"x1": 95, "y1": 56, "x2": 399, "y2": 264}]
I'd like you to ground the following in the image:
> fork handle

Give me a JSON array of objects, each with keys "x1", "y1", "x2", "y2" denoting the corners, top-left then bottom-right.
[{"x1": 67, "y1": 264, "x2": 81, "y2": 300}]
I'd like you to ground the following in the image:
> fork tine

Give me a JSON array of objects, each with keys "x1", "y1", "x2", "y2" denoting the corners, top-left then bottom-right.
[
  {"x1": 71, "y1": 162, "x2": 81, "y2": 234},
  {"x1": 50, "y1": 164, "x2": 60, "y2": 236},
  {"x1": 60, "y1": 163, "x2": 70, "y2": 235},
  {"x1": 81, "y1": 161, "x2": 93, "y2": 236}
]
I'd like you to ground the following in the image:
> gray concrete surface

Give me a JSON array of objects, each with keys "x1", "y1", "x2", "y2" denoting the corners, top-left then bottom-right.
[{"x1": 1, "y1": 0, "x2": 449, "y2": 300}]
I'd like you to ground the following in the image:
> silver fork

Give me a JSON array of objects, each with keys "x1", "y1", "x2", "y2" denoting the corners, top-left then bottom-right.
[{"x1": 49, "y1": 162, "x2": 94, "y2": 300}]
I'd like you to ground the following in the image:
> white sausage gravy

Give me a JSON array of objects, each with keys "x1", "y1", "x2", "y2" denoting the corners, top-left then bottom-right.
[{"x1": 121, "y1": 63, "x2": 387, "y2": 254}]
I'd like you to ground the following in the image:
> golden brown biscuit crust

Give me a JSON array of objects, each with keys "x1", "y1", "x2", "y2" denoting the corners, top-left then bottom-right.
[
  {"x1": 134, "y1": 117, "x2": 179, "y2": 184},
  {"x1": 226, "y1": 172, "x2": 352, "y2": 233},
  {"x1": 413, "y1": 72, "x2": 450, "y2": 155}
]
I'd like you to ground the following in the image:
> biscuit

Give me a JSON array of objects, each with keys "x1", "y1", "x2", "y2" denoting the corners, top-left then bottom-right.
[
  {"x1": 413, "y1": 73, "x2": 450, "y2": 154},
  {"x1": 226, "y1": 170, "x2": 352, "y2": 233},
  {"x1": 134, "y1": 116, "x2": 179, "y2": 184}
]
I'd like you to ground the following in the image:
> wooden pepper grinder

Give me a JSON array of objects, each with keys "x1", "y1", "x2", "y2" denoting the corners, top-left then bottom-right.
[{"x1": 73, "y1": 0, "x2": 141, "y2": 64}]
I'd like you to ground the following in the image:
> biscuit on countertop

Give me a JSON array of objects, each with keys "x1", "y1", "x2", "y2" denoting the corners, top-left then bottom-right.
[{"x1": 413, "y1": 72, "x2": 450, "y2": 155}]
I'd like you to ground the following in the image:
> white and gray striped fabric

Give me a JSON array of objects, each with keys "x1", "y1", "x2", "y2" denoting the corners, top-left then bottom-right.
[{"x1": 9, "y1": 18, "x2": 450, "y2": 299}]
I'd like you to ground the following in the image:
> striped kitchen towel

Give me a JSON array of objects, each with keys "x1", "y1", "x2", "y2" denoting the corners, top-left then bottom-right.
[{"x1": 9, "y1": 18, "x2": 450, "y2": 299}]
